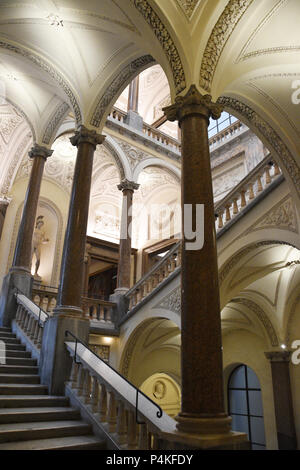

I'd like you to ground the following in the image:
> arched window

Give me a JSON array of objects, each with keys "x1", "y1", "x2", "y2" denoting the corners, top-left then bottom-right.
[{"x1": 228, "y1": 365, "x2": 266, "y2": 450}]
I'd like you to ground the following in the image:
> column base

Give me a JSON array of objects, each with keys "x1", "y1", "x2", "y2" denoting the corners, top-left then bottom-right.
[
  {"x1": 176, "y1": 412, "x2": 232, "y2": 435},
  {"x1": 40, "y1": 311, "x2": 89, "y2": 395},
  {"x1": 0, "y1": 268, "x2": 33, "y2": 327},
  {"x1": 160, "y1": 429, "x2": 250, "y2": 450}
]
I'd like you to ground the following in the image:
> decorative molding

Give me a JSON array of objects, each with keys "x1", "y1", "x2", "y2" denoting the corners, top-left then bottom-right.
[
  {"x1": 90, "y1": 55, "x2": 155, "y2": 127},
  {"x1": 28, "y1": 144, "x2": 53, "y2": 160},
  {"x1": 244, "y1": 196, "x2": 298, "y2": 235},
  {"x1": 131, "y1": 0, "x2": 186, "y2": 94},
  {"x1": 1, "y1": 132, "x2": 32, "y2": 195},
  {"x1": 218, "y1": 96, "x2": 300, "y2": 198},
  {"x1": 199, "y1": 0, "x2": 254, "y2": 91},
  {"x1": 70, "y1": 125, "x2": 105, "y2": 148},
  {"x1": 42, "y1": 102, "x2": 70, "y2": 145},
  {"x1": 0, "y1": 39, "x2": 82, "y2": 124},
  {"x1": 286, "y1": 292, "x2": 300, "y2": 343},
  {"x1": 231, "y1": 297, "x2": 279, "y2": 346},
  {"x1": 153, "y1": 286, "x2": 181, "y2": 315},
  {"x1": 102, "y1": 139, "x2": 126, "y2": 180},
  {"x1": 117, "y1": 179, "x2": 140, "y2": 192},
  {"x1": 176, "y1": 0, "x2": 200, "y2": 20}
]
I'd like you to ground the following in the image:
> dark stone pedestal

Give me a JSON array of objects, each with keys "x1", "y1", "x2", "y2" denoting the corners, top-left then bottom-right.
[
  {"x1": 40, "y1": 312, "x2": 89, "y2": 395},
  {"x1": 0, "y1": 269, "x2": 32, "y2": 327},
  {"x1": 124, "y1": 110, "x2": 143, "y2": 131}
]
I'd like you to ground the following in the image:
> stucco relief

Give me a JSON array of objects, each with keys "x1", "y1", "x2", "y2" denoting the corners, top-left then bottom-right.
[
  {"x1": 153, "y1": 286, "x2": 181, "y2": 315},
  {"x1": 176, "y1": 0, "x2": 200, "y2": 19}
]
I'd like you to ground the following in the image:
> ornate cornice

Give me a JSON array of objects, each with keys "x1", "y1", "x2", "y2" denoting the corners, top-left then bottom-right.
[
  {"x1": 42, "y1": 102, "x2": 70, "y2": 145},
  {"x1": 28, "y1": 144, "x2": 53, "y2": 160},
  {"x1": 199, "y1": 0, "x2": 254, "y2": 92},
  {"x1": 117, "y1": 179, "x2": 140, "y2": 192},
  {"x1": 131, "y1": 0, "x2": 186, "y2": 94},
  {"x1": 0, "y1": 39, "x2": 82, "y2": 124},
  {"x1": 231, "y1": 297, "x2": 279, "y2": 346},
  {"x1": 218, "y1": 96, "x2": 300, "y2": 198},
  {"x1": 163, "y1": 84, "x2": 223, "y2": 123},
  {"x1": 90, "y1": 55, "x2": 155, "y2": 128},
  {"x1": 70, "y1": 125, "x2": 105, "y2": 148}
]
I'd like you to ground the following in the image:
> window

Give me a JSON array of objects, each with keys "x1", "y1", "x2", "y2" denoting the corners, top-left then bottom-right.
[
  {"x1": 208, "y1": 112, "x2": 238, "y2": 138},
  {"x1": 228, "y1": 365, "x2": 266, "y2": 450}
]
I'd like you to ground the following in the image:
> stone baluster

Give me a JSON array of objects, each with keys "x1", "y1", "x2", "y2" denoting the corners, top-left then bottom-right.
[
  {"x1": 127, "y1": 409, "x2": 138, "y2": 449},
  {"x1": 248, "y1": 182, "x2": 255, "y2": 200},
  {"x1": 265, "y1": 165, "x2": 271, "y2": 184},
  {"x1": 91, "y1": 376, "x2": 100, "y2": 413},
  {"x1": 116, "y1": 401, "x2": 127, "y2": 445},
  {"x1": 232, "y1": 199, "x2": 239, "y2": 215},
  {"x1": 225, "y1": 205, "x2": 231, "y2": 222},
  {"x1": 240, "y1": 190, "x2": 247, "y2": 208},
  {"x1": 138, "y1": 423, "x2": 149, "y2": 450},
  {"x1": 98, "y1": 383, "x2": 108, "y2": 422},
  {"x1": 76, "y1": 363, "x2": 85, "y2": 396},
  {"x1": 107, "y1": 391, "x2": 117, "y2": 432}
]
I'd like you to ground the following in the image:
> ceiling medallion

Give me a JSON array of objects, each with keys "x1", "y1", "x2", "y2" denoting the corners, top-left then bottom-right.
[{"x1": 46, "y1": 14, "x2": 64, "y2": 28}]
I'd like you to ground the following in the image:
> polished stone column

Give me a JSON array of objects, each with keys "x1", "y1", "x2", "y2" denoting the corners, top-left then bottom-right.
[
  {"x1": 55, "y1": 126, "x2": 105, "y2": 314},
  {"x1": 40, "y1": 126, "x2": 104, "y2": 395},
  {"x1": 12, "y1": 145, "x2": 53, "y2": 273},
  {"x1": 127, "y1": 76, "x2": 139, "y2": 113},
  {"x1": 116, "y1": 179, "x2": 139, "y2": 293},
  {"x1": 0, "y1": 197, "x2": 11, "y2": 241},
  {"x1": 163, "y1": 86, "x2": 231, "y2": 435},
  {"x1": 0, "y1": 145, "x2": 52, "y2": 327},
  {"x1": 265, "y1": 351, "x2": 297, "y2": 449}
]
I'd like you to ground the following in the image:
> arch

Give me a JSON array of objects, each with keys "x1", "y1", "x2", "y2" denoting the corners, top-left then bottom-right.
[
  {"x1": 41, "y1": 102, "x2": 70, "y2": 146},
  {"x1": 133, "y1": 158, "x2": 181, "y2": 183},
  {"x1": 218, "y1": 96, "x2": 300, "y2": 203},
  {"x1": 0, "y1": 39, "x2": 82, "y2": 124},
  {"x1": 0, "y1": 95, "x2": 36, "y2": 143},
  {"x1": 89, "y1": 55, "x2": 156, "y2": 129},
  {"x1": 103, "y1": 135, "x2": 132, "y2": 181}
]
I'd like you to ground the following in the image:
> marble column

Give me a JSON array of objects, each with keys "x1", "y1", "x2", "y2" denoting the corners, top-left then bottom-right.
[
  {"x1": 115, "y1": 179, "x2": 139, "y2": 293},
  {"x1": 40, "y1": 126, "x2": 104, "y2": 395},
  {"x1": 265, "y1": 351, "x2": 297, "y2": 449},
  {"x1": 12, "y1": 145, "x2": 53, "y2": 274},
  {"x1": 127, "y1": 76, "x2": 139, "y2": 113},
  {"x1": 163, "y1": 86, "x2": 231, "y2": 435},
  {"x1": 0, "y1": 197, "x2": 10, "y2": 241},
  {"x1": 0, "y1": 145, "x2": 52, "y2": 327}
]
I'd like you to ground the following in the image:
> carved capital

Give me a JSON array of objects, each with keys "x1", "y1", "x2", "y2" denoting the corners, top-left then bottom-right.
[
  {"x1": 117, "y1": 179, "x2": 140, "y2": 193},
  {"x1": 28, "y1": 144, "x2": 53, "y2": 160},
  {"x1": 70, "y1": 125, "x2": 105, "y2": 149},
  {"x1": 163, "y1": 85, "x2": 223, "y2": 125},
  {"x1": 265, "y1": 350, "x2": 292, "y2": 363},
  {"x1": 0, "y1": 195, "x2": 11, "y2": 207}
]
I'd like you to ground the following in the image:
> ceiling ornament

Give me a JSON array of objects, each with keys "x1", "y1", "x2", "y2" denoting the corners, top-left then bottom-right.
[
  {"x1": 0, "y1": 39, "x2": 82, "y2": 124},
  {"x1": 42, "y1": 102, "x2": 70, "y2": 145},
  {"x1": 90, "y1": 55, "x2": 155, "y2": 128},
  {"x1": 131, "y1": 0, "x2": 186, "y2": 94},
  {"x1": 218, "y1": 96, "x2": 300, "y2": 198},
  {"x1": 199, "y1": 0, "x2": 254, "y2": 92},
  {"x1": 230, "y1": 297, "x2": 279, "y2": 346},
  {"x1": 0, "y1": 132, "x2": 32, "y2": 195},
  {"x1": 176, "y1": 0, "x2": 200, "y2": 19}
]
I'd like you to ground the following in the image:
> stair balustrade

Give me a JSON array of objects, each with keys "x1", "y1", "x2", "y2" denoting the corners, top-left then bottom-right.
[
  {"x1": 65, "y1": 331, "x2": 176, "y2": 450},
  {"x1": 15, "y1": 292, "x2": 49, "y2": 350},
  {"x1": 32, "y1": 283, "x2": 58, "y2": 313},
  {"x1": 82, "y1": 297, "x2": 115, "y2": 324}
]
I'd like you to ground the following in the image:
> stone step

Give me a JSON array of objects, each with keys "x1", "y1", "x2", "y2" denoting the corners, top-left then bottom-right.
[
  {"x1": 0, "y1": 350, "x2": 31, "y2": 358},
  {"x1": 0, "y1": 395, "x2": 69, "y2": 408},
  {"x1": 0, "y1": 420, "x2": 92, "y2": 444},
  {"x1": 4, "y1": 357, "x2": 37, "y2": 366},
  {"x1": 0, "y1": 328, "x2": 11, "y2": 333},
  {"x1": 0, "y1": 332, "x2": 16, "y2": 339},
  {"x1": 0, "y1": 384, "x2": 48, "y2": 395},
  {"x1": 0, "y1": 374, "x2": 40, "y2": 384},
  {"x1": 0, "y1": 337, "x2": 22, "y2": 345},
  {"x1": 4, "y1": 344, "x2": 26, "y2": 352},
  {"x1": 0, "y1": 365, "x2": 39, "y2": 375},
  {"x1": 0, "y1": 407, "x2": 80, "y2": 424},
  {"x1": 0, "y1": 434, "x2": 106, "y2": 450}
]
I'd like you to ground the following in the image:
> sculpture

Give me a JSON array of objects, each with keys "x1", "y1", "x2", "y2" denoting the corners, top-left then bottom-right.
[{"x1": 32, "y1": 215, "x2": 49, "y2": 280}]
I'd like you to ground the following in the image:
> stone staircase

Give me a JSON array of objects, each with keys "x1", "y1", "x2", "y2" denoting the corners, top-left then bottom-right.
[{"x1": 0, "y1": 326, "x2": 105, "y2": 450}]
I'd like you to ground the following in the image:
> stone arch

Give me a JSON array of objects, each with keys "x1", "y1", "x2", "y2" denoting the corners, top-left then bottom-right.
[
  {"x1": 133, "y1": 158, "x2": 181, "y2": 183},
  {"x1": 103, "y1": 135, "x2": 132, "y2": 181},
  {"x1": 41, "y1": 102, "x2": 70, "y2": 146},
  {"x1": 0, "y1": 95, "x2": 36, "y2": 143}
]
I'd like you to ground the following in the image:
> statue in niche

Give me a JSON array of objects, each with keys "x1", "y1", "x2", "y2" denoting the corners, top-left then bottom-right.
[
  {"x1": 152, "y1": 380, "x2": 166, "y2": 400},
  {"x1": 32, "y1": 215, "x2": 49, "y2": 280}
]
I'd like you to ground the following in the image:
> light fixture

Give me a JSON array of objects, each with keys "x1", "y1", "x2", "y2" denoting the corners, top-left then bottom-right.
[
  {"x1": 102, "y1": 336, "x2": 114, "y2": 345},
  {"x1": 281, "y1": 344, "x2": 287, "y2": 350}
]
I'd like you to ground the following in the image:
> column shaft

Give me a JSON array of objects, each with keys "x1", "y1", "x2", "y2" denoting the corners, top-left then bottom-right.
[
  {"x1": 163, "y1": 85, "x2": 230, "y2": 434},
  {"x1": 0, "y1": 199, "x2": 10, "y2": 241},
  {"x1": 127, "y1": 76, "x2": 139, "y2": 113}
]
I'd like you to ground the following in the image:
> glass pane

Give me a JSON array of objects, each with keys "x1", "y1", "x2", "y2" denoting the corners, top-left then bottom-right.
[
  {"x1": 229, "y1": 390, "x2": 247, "y2": 414},
  {"x1": 229, "y1": 366, "x2": 246, "y2": 389},
  {"x1": 246, "y1": 367, "x2": 261, "y2": 389},
  {"x1": 248, "y1": 390, "x2": 263, "y2": 416},
  {"x1": 217, "y1": 118, "x2": 229, "y2": 131},
  {"x1": 250, "y1": 417, "x2": 266, "y2": 445},
  {"x1": 231, "y1": 414, "x2": 249, "y2": 437}
]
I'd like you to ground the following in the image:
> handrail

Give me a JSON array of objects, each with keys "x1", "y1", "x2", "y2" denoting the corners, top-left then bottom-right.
[
  {"x1": 32, "y1": 283, "x2": 58, "y2": 292},
  {"x1": 125, "y1": 241, "x2": 181, "y2": 299},
  {"x1": 65, "y1": 330, "x2": 163, "y2": 424},
  {"x1": 14, "y1": 285, "x2": 49, "y2": 326}
]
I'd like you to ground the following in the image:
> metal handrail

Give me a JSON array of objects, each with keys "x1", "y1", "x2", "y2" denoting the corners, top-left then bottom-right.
[
  {"x1": 14, "y1": 285, "x2": 50, "y2": 327},
  {"x1": 65, "y1": 330, "x2": 163, "y2": 424}
]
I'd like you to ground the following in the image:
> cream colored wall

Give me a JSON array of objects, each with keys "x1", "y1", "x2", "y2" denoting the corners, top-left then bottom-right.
[
  {"x1": 223, "y1": 330, "x2": 278, "y2": 450},
  {"x1": 0, "y1": 177, "x2": 69, "y2": 287}
]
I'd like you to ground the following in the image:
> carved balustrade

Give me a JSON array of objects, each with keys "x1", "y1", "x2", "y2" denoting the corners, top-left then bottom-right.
[{"x1": 15, "y1": 293, "x2": 49, "y2": 349}]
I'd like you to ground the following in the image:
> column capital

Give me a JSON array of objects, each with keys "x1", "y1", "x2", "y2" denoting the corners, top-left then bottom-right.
[
  {"x1": 163, "y1": 84, "x2": 223, "y2": 125},
  {"x1": 28, "y1": 144, "x2": 53, "y2": 160},
  {"x1": 117, "y1": 179, "x2": 140, "y2": 193},
  {"x1": 0, "y1": 195, "x2": 11, "y2": 206},
  {"x1": 70, "y1": 125, "x2": 105, "y2": 149},
  {"x1": 265, "y1": 350, "x2": 292, "y2": 363}
]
